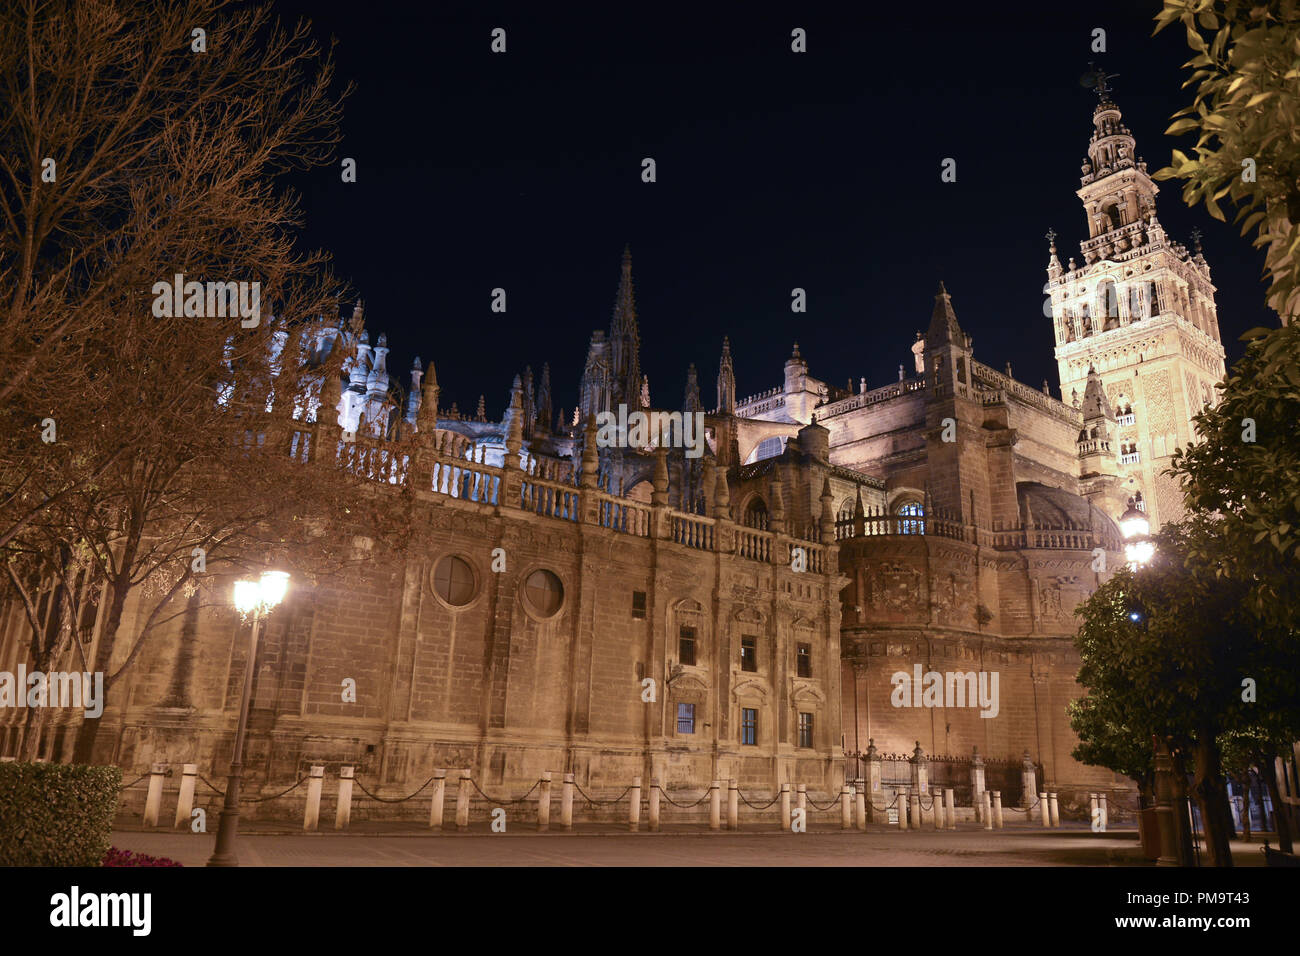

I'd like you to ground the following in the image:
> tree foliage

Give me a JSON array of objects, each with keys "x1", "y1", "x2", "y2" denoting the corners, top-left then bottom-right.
[
  {"x1": 1170, "y1": 323, "x2": 1300, "y2": 630},
  {"x1": 1152, "y1": 1, "x2": 1300, "y2": 321}
]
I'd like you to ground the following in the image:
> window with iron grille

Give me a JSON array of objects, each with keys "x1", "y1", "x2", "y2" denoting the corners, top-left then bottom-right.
[
  {"x1": 796, "y1": 642, "x2": 812, "y2": 677},
  {"x1": 741, "y1": 707, "x2": 757, "y2": 745},
  {"x1": 632, "y1": 590, "x2": 646, "y2": 619},
  {"x1": 797, "y1": 712, "x2": 814, "y2": 748},
  {"x1": 677, "y1": 702, "x2": 695, "y2": 734},
  {"x1": 740, "y1": 635, "x2": 757, "y2": 672},
  {"x1": 679, "y1": 626, "x2": 697, "y2": 666}
]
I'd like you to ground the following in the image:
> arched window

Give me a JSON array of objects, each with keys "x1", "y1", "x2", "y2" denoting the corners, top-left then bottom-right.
[
  {"x1": 1145, "y1": 281, "x2": 1159, "y2": 317},
  {"x1": 897, "y1": 501, "x2": 924, "y2": 535},
  {"x1": 749, "y1": 436, "x2": 785, "y2": 463},
  {"x1": 1098, "y1": 279, "x2": 1120, "y2": 329},
  {"x1": 743, "y1": 498, "x2": 769, "y2": 531},
  {"x1": 1103, "y1": 204, "x2": 1123, "y2": 232},
  {"x1": 1080, "y1": 303, "x2": 1092, "y2": 336},
  {"x1": 1127, "y1": 285, "x2": 1141, "y2": 322}
]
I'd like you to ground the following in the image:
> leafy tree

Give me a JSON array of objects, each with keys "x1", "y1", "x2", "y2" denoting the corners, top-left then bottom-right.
[
  {"x1": 1170, "y1": 323, "x2": 1300, "y2": 632},
  {"x1": 1153, "y1": 0, "x2": 1300, "y2": 321},
  {"x1": 1070, "y1": 521, "x2": 1298, "y2": 865}
]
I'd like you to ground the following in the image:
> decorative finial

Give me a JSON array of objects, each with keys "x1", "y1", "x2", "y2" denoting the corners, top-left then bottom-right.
[
  {"x1": 1082, "y1": 61, "x2": 1119, "y2": 99},
  {"x1": 1189, "y1": 227, "x2": 1203, "y2": 255},
  {"x1": 1045, "y1": 227, "x2": 1057, "y2": 254}
]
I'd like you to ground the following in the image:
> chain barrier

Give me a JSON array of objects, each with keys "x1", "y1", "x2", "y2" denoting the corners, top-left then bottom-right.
[
  {"x1": 652, "y1": 784, "x2": 713, "y2": 809},
  {"x1": 244, "y1": 775, "x2": 309, "y2": 803},
  {"x1": 737, "y1": 789, "x2": 782, "y2": 810},
  {"x1": 569, "y1": 780, "x2": 633, "y2": 807},
  {"x1": 806, "y1": 794, "x2": 840, "y2": 811},
  {"x1": 196, "y1": 774, "x2": 227, "y2": 797},
  {"x1": 468, "y1": 777, "x2": 542, "y2": 806},
  {"x1": 350, "y1": 774, "x2": 436, "y2": 804},
  {"x1": 120, "y1": 773, "x2": 151, "y2": 790}
]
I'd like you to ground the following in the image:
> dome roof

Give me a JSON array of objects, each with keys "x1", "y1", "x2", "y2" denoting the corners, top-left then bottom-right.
[{"x1": 1016, "y1": 481, "x2": 1122, "y2": 550}]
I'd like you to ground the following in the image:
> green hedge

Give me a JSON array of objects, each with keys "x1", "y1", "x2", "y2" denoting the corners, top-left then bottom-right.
[{"x1": 0, "y1": 762, "x2": 122, "y2": 866}]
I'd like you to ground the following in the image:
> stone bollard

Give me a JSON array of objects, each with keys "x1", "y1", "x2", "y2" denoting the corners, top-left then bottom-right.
[
  {"x1": 1021, "y1": 749, "x2": 1037, "y2": 810},
  {"x1": 142, "y1": 763, "x2": 166, "y2": 827},
  {"x1": 429, "y1": 769, "x2": 446, "y2": 830},
  {"x1": 709, "y1": 780, "x2": 721, "y2": 830},
  {"x1": 174, "y1": 764, "x2": 196, "y2": 829},
  {"x1": 1038, "y1": 792, "x2": 1050, "y2": 828},
  {"x1": 971, "y1": 747, "x2": 986, "y2": 821},
  {"x1": 866, "y1": 741, "x2": 883, "y2": 822},
  {"x1": 898, "y1": 787, "x2": 909, "y2": 831},
  {"x1": 796, "y1": 783, "x2": 807, "y2": 816},
  {"x1": 840, "y1": 783, "x2": 852, "y2": 830},
  {"x1": 1048, "y1": 791, "x2": 1060, "y2": 828},
  {"x1": 304, "y1": 765, "x2": 324, "y2": 831},
  {"x1": 456, "y1": 769, "x2": 471, "y2": 830},
  {"x1": 629, "y1": 775, "x2": 641, "y2": 832},
  {"x1": 855, "y1": 780, "x2": 866, "y2": 831},
  {"x1": 648, "y1": 778, "x2": 661, "y2": 831},
  {"x1": 1089, "y1": 792, "x2": 1099, "y2": 828},
  {"x1": 1099, "y1": 792, "x2": 1109, "y2": 830},
  {"x1": 912, "y1": 789, "x2": 924, "y2": 830},
  {"x1": 538, "y1": 771, "x2": 552, "y2": 831},
  {"x1": 945, "y1": 788, "x2": 955, "y2": 829},
  {"x1": 780, "y1": 782, "x2": 792, "y2": 831},
  {"x1": 727, "y1": 779, "x2": 739, "y2": 831},
  {"x1": 934, "y1": 790, "x2": 945, "y2": 830},
  {"x1": 335, "y1": 766, "x2": 354, "y2": 830},
  {"x1": 992, "y1": 790, "x2": 1004, "y2": 829},
  {"x1": 983, "y1": 790, "x2": 993, "y2": 830},
  {"x1": 561, "y1": 772, "x2": 574, "y2": 829}
]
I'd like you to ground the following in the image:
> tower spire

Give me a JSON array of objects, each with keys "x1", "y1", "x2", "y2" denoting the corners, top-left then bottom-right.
[
  {"x1": 716, "y1": 336, "x2": 735, "y2": 413},
  {"x1": 610, "y1": 245, "x2": 642, "y2": 413}
]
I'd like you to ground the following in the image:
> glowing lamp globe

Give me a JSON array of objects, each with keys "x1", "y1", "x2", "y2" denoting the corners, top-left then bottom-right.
[
  {"x1": 232, "y1": 579, "x2": 261, "y2": 615},
  {"x1": 258, "y1": 570, "x2": 290, "y2": 609},
  {"x1": 1119, "y1": 504, "x2": 1149, "y2": 541}
]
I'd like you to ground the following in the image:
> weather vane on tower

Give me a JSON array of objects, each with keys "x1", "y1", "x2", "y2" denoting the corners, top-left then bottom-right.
[{"x1": 1081, "y1": 61, "x2": 1119, "y2": 98}]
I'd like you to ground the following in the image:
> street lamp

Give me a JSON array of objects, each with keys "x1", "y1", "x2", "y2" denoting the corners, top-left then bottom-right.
[
  {"x1": 207, "y1": 570, "x2": 290, "y2": 867},
  {"x1": 1119, "y1": 495, "x2": 1154, "y2": 569}
]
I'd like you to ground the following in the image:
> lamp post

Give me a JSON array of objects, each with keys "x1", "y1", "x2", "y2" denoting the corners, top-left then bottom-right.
[
  {"x1": 1119, "y1": 494, "x2": 1154, "y2": 569},
  {"x1": 207, "y1": 570, "x2": 289, "y2": 867}
]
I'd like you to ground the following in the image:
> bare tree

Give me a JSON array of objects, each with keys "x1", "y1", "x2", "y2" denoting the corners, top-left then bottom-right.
[{"x1": 0, "y1": 0, "x2": 415, "y2": 760}]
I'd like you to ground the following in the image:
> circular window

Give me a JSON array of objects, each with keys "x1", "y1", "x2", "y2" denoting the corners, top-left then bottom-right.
[
  {"x1": 523, "y1": 569, "x2": 564, "y2": 617},
  {"x1": 432, "y1": 555, "x2": 477, "y2": 607}
]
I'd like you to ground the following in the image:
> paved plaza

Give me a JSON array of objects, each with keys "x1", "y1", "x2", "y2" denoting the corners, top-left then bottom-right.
[{"x1": 105, "y1": 823, "x2": 1272, "y2": 867}]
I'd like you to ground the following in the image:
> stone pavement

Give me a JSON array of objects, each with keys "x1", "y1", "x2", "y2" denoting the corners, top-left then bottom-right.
[{"x1": 106, "y1": 822, "x2": 1274, "y2": 866}]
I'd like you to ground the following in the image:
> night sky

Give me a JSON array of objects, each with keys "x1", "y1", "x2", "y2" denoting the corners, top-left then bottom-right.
[{"x1": 276, "y1": 0, "x2": 1274, "y2": 419}]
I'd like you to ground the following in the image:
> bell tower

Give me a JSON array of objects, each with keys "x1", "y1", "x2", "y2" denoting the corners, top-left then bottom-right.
[{"x1": 1046, "y1": 76, "x2": 1227, "y2": 529}]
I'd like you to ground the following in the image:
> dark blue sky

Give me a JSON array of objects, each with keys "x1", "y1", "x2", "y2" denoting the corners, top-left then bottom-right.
[{"x1": 280, "y1": 0, "x2": 1273, "y2": 418}]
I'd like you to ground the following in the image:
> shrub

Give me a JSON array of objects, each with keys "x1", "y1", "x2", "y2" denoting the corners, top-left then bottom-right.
[
  {"x1": 0, "y1": 762, "x2": 122, "y2": 866},
  {"x1": 102, "y1": 847, "x2": 182, "y2": 867}
]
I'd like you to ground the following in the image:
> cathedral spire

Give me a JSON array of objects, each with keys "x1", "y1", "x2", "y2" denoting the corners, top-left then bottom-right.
[
  {"x1": 682, "y1": 362, "x2": 701, "y2": 414},
  {"x1": 927, "y1": 281, "x2": 966, "y2": 348},
  {"x1": 610, "y1": 245, "x2": 642, "y2": 412},
  {"x1": 716, "y1": 336, "x2": 735, "y2": 414}
]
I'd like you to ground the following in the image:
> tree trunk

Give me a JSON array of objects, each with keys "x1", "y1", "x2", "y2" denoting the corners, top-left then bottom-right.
[
  {"x1": 1191, "y1": 733, "x2": 1234, "y2": 867},
  {"x1": 1238, "y1": 773, "x2": 1252, "y2": 842},
  {"x1": 1259, "y1": 758, "x2": 1294, "y2": 854}
]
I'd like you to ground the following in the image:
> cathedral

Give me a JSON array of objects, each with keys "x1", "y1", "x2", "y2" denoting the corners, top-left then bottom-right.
[{"x1": 0, "y1": 91, "x2": 1225, "y2": 818}]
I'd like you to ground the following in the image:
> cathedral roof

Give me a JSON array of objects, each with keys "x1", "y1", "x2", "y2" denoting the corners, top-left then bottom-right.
[{"x1": 1017, "y1": 481, "x2": 1122, "y2": 549}]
